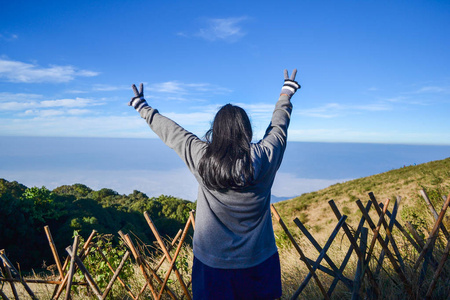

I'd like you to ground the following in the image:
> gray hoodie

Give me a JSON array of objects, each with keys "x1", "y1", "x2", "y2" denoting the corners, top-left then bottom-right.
[{"x1": 139, "y1": 94, "x2": 292, "y2": 269}]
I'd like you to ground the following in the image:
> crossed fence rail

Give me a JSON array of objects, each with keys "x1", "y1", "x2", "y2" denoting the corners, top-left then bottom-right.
[
  {"x1": 272, "y1": 190, "x2": 450, "y2": 299},
  {"x1": 0, "y1": 211, "x2": 195, "y2": 300},
  {"x1": 1, "y1": 190, "x2": 449, "y2": 299}
]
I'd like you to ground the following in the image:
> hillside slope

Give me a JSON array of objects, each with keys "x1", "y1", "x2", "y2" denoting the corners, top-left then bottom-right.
[{"x1": 272, "y1": 157, "x2": 450, "y2": 241}]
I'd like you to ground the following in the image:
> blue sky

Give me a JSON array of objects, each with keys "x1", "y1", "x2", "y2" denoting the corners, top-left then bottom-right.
[{"x1": 1, "y1": 0, "x2": 450, "y2": 145}]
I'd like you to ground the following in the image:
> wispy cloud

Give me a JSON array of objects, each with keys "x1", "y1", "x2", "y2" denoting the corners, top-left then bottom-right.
[
  {"x1": 23, "y1": 108, "x2": 93, "y2": 117},
  {"x1": 0, "y1": 96, "x2": 101, "y2": 111},
  {"x1": 0, "y1": 58, "x2": 99, "y2": 83},
  {"x1": 65, "y1": 84, "x2": 130, "y2": 94},
  {"x1": 0, "y1": 115, "x2": 146, "y2": 137},
  {"x1": 288, "y1": 127, "x2": 450, "y2": 144},
  {"x1": 0, "y1": 33, "x2": 18, "y2": 41},
  {"x1": 0, "y1": 92, "x2": 43, "y2": 102},
  {"x1": 164, "y1": 111, "x2": 215, "y2": 128},
  {"x1": 40, "y1": 98, "x2": 101, "y2": 108},
  {"x1": 148, "y1": 81, "x2": 231, "y2": 95},
  {"x1": 298, "y1": 102, "x2": 392, "y2": 118},
  {"x1": 92, "y1": 84, "x2": 129, "y2": 92},
  {"x1": 272, "y1": 172, "x2": 349, "y2": 198},
  {"x1": 0, "y1": 168, "x2": 199, "y2": 200},
  {"x1": 239, "y1": 103, "x2": 274, "y2": 114},
  {"x1": 178, "y1": 17, "x2": 248, "y2": 42},
  {"x1": 288, "y1": 127, "x2": 392, "y2": 143},
  {"x1": 414, "y1": 86, "x2": 449, "y2": 94},
  {"x1": 196, "y1": 17, "x2": 247, "y2": 42}
]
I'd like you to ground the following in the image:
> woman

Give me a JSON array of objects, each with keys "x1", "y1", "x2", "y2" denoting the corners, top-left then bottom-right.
[{"x1": 129, "y1": 69, "x2": 300, "y2": 299}]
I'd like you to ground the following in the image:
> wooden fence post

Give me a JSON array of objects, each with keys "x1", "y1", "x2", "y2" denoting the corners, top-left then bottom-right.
[
  {"x1": 328, "y1": 200, "x2": 380, "y2": 298},
  {"x1": 64, "y1": 235, "x2": 79, "y2": 300},
  {"x1": 270, "y1": 204, "x2": 330, "y2": 300},
  {"x1": 329, "y1": 200, "x2": 372, "y2": 297},
  {"x1": 352, "y1": 227, "x2": 368, "y2": 300},
  {"x1": 291, "y1": 215, "x2": 347, "y2": 299},
  {"x1": 1, "y1": 254, "x2": 19, "y2": 300},
  {"x1": 356, "y1": 200, "x2": 414, "y2": 299},
  {"x1": 375, "y1": 196, "x2": 401, "y2": 277},
  {"x1": 0, "y1": 249, "x2": 38, "y2": 300},
  {"x1": 293, "y1": 217, "x2": 353, "y2": 291},
  {"x1": 425, "y1": 237, "x2": 450, "y2": 299},
  {"x1": 414, "y1": 194, "x2": 450, "y2": 270},
  {"x1": 54, "y1": 230, "x2": 97, "y2": 300},
  {"x1": 369, "y1": 194, "x2": 405, "y2": 271},
  {"x1": 123, "y1": 233, "x2": 159, "y2": 299},
  {"x1": 420, "y1": 189, "x2": 449, "y2": 239},
  {"x1": 144, "y1": 211, "x2": 192, "y2": 300}
]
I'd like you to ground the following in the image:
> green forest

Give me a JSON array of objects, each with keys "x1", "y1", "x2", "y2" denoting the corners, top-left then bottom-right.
[{"x1": 0, "y1": 178, "x2": 196, "y2": 270}]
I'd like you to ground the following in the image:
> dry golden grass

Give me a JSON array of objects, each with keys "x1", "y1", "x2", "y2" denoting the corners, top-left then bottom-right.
[
  {"x1": 273, "y1": 157, "x2": 450, "y2": 245},
  {"x1": 2, "y1": 231, "x2": 450, "y2": 299},
  {"x1": 1, "y1": 244, "x2": 194, "y2": 300}
]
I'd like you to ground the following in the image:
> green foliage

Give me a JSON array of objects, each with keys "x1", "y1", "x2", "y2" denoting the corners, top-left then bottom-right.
[
  {"x1": 21, "y1": 186, "x2": 66, "y2": 223},
  {"x1": 53, "y1": 183, "x2": 92, "y2": 199},
  {"x1": 0, "y1": 178, "x2": 196, "y2": 270},
  {"x1": 75, "y1": 233, "x2": 133, "y2": 291}
]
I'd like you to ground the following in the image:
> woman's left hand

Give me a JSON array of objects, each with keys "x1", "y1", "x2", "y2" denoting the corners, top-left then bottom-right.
[{"x1": 129, "y1": 83, "x2": 149, "y2": 112}]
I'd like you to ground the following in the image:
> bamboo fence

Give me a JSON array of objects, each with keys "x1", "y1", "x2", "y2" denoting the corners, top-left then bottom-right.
[{"x1": 1, "y1": 190, "x2": 449, "y2": 299}]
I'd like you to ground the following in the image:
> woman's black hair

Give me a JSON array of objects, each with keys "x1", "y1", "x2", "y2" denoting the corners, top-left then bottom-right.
[{"x1": 198, "y1": 104, "x2": 254, "y2": 190}]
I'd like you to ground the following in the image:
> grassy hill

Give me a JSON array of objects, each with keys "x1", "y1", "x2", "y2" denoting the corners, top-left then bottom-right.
[{"x1": 272, "y1": 156, "x2": 450, "y2": 243}]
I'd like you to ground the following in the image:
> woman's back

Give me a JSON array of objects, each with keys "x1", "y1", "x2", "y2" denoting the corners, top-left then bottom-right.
[{"x1": 129, "y1": 69, "x2": 300, "y2": 299}]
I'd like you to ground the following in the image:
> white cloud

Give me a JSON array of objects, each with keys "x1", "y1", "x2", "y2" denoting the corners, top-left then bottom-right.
[
  {"x1": 1, "y1": 168, "x2": 346, "y2": 201},
  {"x1": 194, "y1": 17, "x2": 248, "y2": 42},
  {"x1": 414, "y1": 86, "x2": 448, "y2": 94},
  {"x1": 23, "y1": 108, "x2": 93, "y2": 117},
  {"x1": 0, "y1": 33, "x2": 18, "y2": 41},
  {"x1": 0, "y1": 92, "x2": 43, "y2": 102},
  {"x1": 165, "y1": 111, "x2": 215, "y2": 128},
  {"x1": 0, "y1": 168, "x2": 199, "y2": 200},
  {"x1": 0, "y1": 114, "x2": 158, "y2": 138},
  {"x1": 40, "y1": 98, "x2": 101, "y2": 108},
  {"x1": 24, "y1": 109, "x2": 65, "y2": 117},
  {"x1": 272, "y1": 172, "x2": 350, "y2": 198},
  {"x1": 353, "y1": 103, "x2": 391, "y2": 111},
  {"x1": 148, "y1": 81, "x2": 231, "y2": 96},
  {"x1": 0, "y1": 97, "x2": 101, "y2": 111},
  {"x1": 0, "y1": 58, "x2": 99, "y2": 83},
  {"x1": 0, "y1": 101, "x2": 33, "y2": 111},
  {"x1": 239, "y1": 103, "x2": 274, "y2": 114},
  {"x1": 197, "y1": 17, "x2": 247, "y2": 41},
  {"x1": 92, "y1": 84, "x2": 129, "y2": 92},
  {"x1": 298, "y1": 102, "x2": 392, "y2": 118},
  {"x1": 150, "y1": 81, "x2": 186, "y2": 93},
  {"x1": 286, "y1": 127, "x2": 450, "y2": 144},
  {"x1": 66, "y1": 109, "x2": 92, "y2": 115}
]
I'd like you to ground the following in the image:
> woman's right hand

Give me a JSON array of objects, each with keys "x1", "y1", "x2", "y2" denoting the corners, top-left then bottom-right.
[{"x1": 280, "y1": 69, "x2": 300, "y2": 97}]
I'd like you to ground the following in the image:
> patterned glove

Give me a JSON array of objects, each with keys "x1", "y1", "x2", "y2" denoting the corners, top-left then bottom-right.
[
  {"x1": 280, "y1": 69, "x2": 300, "y2": 97},
  {"x1": 128, "y1": 83, "x2": 149, "y2": 113}
]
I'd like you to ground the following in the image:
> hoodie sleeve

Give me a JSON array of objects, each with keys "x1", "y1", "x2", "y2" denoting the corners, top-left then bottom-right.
[
  {"x1": 139, "y1": 106, "x2": 206, "y2": 173},
  {"x1": 261, "y1": 94, "x2": 293, "y2": 151}
]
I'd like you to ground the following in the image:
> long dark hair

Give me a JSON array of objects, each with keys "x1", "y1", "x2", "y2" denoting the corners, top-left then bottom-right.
[{"x1": 198, "y1": 104, "x2": 254, "y2": 190}]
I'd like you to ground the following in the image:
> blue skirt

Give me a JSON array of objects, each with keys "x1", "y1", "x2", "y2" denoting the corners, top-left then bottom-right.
[{"x1": 192, "y1": 252, "x2": 282, "y2": 300}]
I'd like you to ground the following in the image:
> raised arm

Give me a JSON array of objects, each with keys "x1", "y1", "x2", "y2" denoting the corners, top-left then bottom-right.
[
  {"x1": 262, "y1": 69, "x2": 300, "y2": 147},
  {"x1": 128, "y1": 83, "x2": 205, "y2": 172}
]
